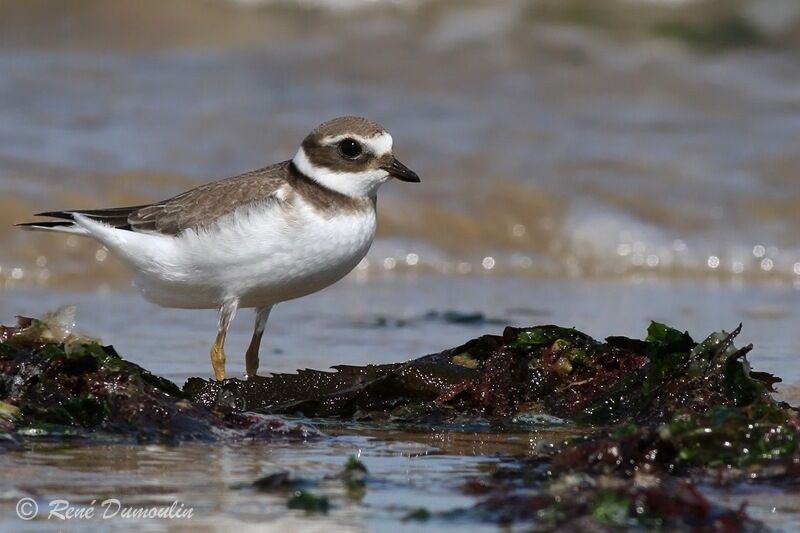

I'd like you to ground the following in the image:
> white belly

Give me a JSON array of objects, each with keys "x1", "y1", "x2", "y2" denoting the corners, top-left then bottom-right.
[{"x1": 99, "y1": 198, "x2": 377, "y2": 309}]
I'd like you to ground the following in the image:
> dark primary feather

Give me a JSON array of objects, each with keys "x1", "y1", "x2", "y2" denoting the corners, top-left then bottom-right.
[
  {"x1": 32, "y1": 206, "x2": 144, "y2": 231},
  {"x1": 22, "y1": 162, "x2": 290, "y2": 236},
  {"x1": 16, "y1": 220, "x2": 76, "y2": 230}
]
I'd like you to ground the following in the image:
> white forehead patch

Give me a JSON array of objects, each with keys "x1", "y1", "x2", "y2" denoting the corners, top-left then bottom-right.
[
  {"x1": 321, "y1": 132, "x2": 393, "y2": 157},
  {"x1": 366, "y1": 132, "x2": 393, "y2": 157}
]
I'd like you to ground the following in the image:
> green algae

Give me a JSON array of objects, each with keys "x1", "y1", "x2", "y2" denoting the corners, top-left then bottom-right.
[
  {"x1": 591, "y1": 490, "x2": 633, "y2": 528},
  {"x1": 0, "y1": 401, "x2": 20, "y2": 424},
  {"x1": 663, "y1": 403, "x2": 800, "y2": 469},
  {"x1": 451, "y1": 352, "x2": 479, "y2": 369},
  {"x1": 235, "y1": 456, "x2": 368, "y2": 511},
  {"x1": 456, "y1": 396, "x2": 799, "y2": 528},
  {"x1": 511, "y1": 325, "x2": 590, "y2": 350},
  {"x1": 287, "y1": 491, "x2": 330, "y2": 513},
  {"x1": 403, "y1": 508, "x2": 431, "y2": 522},
  {"x1": 654, "y1": 14, "x2": 763, "y2": 51},
  {"x1": 340, "y1": 455, "x2": 368, "y2": 498},
  {"x1": 251, "y1": 472, "x2": 300, "y2": 492}
]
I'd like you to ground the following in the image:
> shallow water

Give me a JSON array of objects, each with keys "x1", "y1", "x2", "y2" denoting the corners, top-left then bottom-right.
[
  {"x1": 2, "y1": 430, "x2": 799, "y2": 532},
  {"x1": 2, "y1": 277, "x2": 799, "y2": 386},
  {"x1": 2, "y1": 0, "x2": 800, "y2": 530},
  {"x1": 0, "y1": 435, "x2": 494, "y2": 532}
]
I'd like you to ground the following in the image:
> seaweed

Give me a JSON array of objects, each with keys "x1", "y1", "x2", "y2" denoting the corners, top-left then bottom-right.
[
  {"x1": 235, "y1": 456, "x2": 367, "y2": 512},
  {"x1": 462, "y1": 476, "x2": 763, "y2": 531},
  {"x1": 339, "y1": 455, "x2": 368, "y2": 499},
  {"x1": 654, "y1": 14, "x2": 763, "y2": 51},
  {"x1": 0, "y1": 312, "x2": 319, "y2": 444},
  {"x1": 287, "y1": 491, "x2": 330, "y2": 514},
  {"x1": 182, "y1": 318, "x2": 794, "y2": 528},
  {"x1": 451, "y1": 401, "x2": 794, "y2": 529},
  {"x1": 403, "y1": 508, "x2": 432, "y2": 522},
  {"x1": 186, "y1": 321, "x2": 779, "y2": 432}
]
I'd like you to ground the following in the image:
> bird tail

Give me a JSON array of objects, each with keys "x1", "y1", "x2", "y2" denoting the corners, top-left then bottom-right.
[
  {"x1": 16, "y1": 211, "x2": 90, "y2": 234},
  {"x1": 17, "y1": 205, "x2": 144, "y2": 234}
]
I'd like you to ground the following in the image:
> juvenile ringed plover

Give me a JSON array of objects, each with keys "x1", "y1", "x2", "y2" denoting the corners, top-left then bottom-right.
[{"x1": 19, "y1": 116, "x2": 421, "y2": 380}]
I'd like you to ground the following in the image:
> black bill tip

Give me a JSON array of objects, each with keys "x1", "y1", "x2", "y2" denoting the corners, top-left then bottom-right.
[{"x1": 383, "y1": 158, "x2": 421, "y2": 183}]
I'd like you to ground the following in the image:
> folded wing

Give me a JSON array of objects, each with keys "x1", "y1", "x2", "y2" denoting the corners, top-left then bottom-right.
[{"x1": 18, "y1": 163, "x2": 290, "y2": 236}]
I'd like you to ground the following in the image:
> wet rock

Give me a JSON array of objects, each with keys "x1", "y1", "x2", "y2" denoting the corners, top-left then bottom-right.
[
  {"x1": 423, "y1": 310, "x2": 507, "y2": 325},
  {"x1": 186, "y1": 321, "x2": 778, "y2": 428},
  {"x1": 403, "y1": 508, "x2": 432, "y2": 522},
  {"x1": 234, "y1": 471, "x2": 315, "y2": 494},
  {"x1": 0, "y1": 431, "x2": 20, "y2": 451},
  {"x1": 448, "y1": 372, "x2": 798, "y2": 528},
  {"x1": 548, "y1": 402, "x2": 800, "y2": 484},
  {"x1": 465, "y1": 476, "x2": 765, "y2": 531},
  {"x1": 351, "y1": 309, "x2": 507, "y2": 329},
  {"x1": 0, "y1": 312, "x2": 319, "y2": 444},
  {"x1": 450, "y1": 400, "x2": 794, "y2": 529},
  {"x1": 185, "y1": 353, "x2": 477, "y2": 420}
]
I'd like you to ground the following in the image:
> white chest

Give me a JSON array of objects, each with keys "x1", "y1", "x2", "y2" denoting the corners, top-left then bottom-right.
[{"x1": 166, "y1": 196, "x2": 377, "y2": 307}]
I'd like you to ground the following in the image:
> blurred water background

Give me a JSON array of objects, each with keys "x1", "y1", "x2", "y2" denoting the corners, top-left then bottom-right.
[
  {"x1": 2, "y1": 1, "x2": 800, "y2": 531},
  {"x1": 2, "y1": 0, "x2": 800, "y2": 286}
]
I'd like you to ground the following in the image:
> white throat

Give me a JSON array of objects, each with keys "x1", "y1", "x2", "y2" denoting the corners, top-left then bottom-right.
[{"x1": 292, "y1": 147, "x2": 390, "y2": 198}]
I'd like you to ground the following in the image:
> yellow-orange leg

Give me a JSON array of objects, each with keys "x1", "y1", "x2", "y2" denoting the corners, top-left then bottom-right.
[
  {"x1": 210, "y1": 331, "x2": 227, "y2": 381},
  {"x1": 245, "y1": 306, "x2": 272, "y2": 379},
  {"x1": 210, "y1": 299, "x2": 238, "y2": 381}
]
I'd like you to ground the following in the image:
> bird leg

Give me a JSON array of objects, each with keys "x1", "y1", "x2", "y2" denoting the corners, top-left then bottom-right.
[
  {"x1": 210, "y1": 299, "x2": 238, "y2": 381},
  {"x1": 245, "y1": 306, "x2": 272, "y2": 379}
]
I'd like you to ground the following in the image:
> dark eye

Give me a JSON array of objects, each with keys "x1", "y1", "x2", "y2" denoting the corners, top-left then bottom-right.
[{"x1": 338, "y1": 138, "x2": 362, "y2": 159}]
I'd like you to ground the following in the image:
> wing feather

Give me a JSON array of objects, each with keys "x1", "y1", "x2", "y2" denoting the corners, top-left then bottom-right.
[{"x1": 24, "y1": 162, "x2": 290, "y2": 236}]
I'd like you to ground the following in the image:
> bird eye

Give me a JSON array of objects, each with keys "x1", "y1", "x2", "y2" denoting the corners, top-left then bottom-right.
[{"x1": 338, "y1": 138, "x2": 362, "y2": 159}]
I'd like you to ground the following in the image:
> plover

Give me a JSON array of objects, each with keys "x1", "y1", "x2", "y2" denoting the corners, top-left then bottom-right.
[{"x1": 19, "y1": 116, "x2": 420, "y2": 380}]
